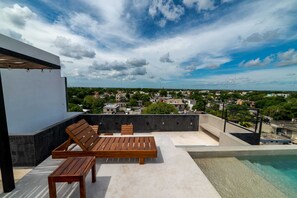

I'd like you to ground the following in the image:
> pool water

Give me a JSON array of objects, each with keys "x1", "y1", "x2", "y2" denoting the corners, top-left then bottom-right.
[
  {"x1": 194, "y1": 155, "x2": 297, "y2": 198},
  {"x1": 238, "y1": 155, "x2": 297, "y2": 198}
]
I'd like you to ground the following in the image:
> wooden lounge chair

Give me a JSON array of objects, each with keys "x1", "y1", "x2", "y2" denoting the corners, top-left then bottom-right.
[
  {"x1": 52, "y1": 119, "x2": 157, "y2": 164},
  {"x1": 121, "y1": 124, "x2": 133, "y2": 135}
]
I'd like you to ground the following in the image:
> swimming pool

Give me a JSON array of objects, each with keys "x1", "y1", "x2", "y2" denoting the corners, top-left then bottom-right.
[{"x1": 194, "y1": 155, "x2": 297, "y2": 198}]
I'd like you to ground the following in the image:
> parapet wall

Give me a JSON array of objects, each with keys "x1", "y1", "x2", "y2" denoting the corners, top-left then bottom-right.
[
  {"x1": 9, "y1": 114, "x2": 81, "y2": 166},
  {"x1": 9, "y1": 114, "x2": 199, "y2": 166},
  {"x1": 81, "y1": 114, "x2": 199, "y2": 133},
  {"x1": 199, "y1": 114, "x2": 255, "y2": 146}
]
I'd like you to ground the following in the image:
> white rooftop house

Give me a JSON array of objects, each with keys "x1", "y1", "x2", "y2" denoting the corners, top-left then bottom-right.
[
  {"x1": 103, "y1": 103, "x2": 120, "y2": 114},
  {"x1": 0, "y1": 33, "x2": 81, "y2": 193},
  {"x1": 165, "y1": 99, "x2": 186, "y2": 111}
]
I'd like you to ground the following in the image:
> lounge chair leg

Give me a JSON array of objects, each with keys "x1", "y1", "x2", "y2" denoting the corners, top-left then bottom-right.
[
  {"x1": 92, "y1": 163, "x2": 96, "y2": 183},
  {"x1": 48, "y1": 177, "x2": 57, "y2": 198},
  {"x1": 139, "y1": 158, "x2": 144, "y2": 165},
  {"x1": 79, "y1": 177, "x2": 86, "y2": 198}
]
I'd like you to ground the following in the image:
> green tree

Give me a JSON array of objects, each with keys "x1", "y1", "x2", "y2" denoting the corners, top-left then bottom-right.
[
  {"x1": 192, "y1": 100, "x2": 206, "y2": 111},
  {"x1": 226, "y1": 105, "x2": 254, "y2": 123},
  {"x1": 92, "y1": 98, "x2": 105, "y2": 113},
  {"x1": 82, "y1": 95, "x2": 95, "y2": 109},
  {"x1": 144, "y1": 101, "x2": 152, "y2": 107},
  {"x1": 68, "y1": 96, "x2": 83, "y2": 105},
  {"x1": 288, "y1": 92, "x2": 297, "y2": 99},
  {"x1": 255, "y1": 96, "x2": 286, "y2": 109},
  {"x1": 131, "y1": 92, "x2": 150, "y2": 104},
  {"x1": 68, "y1": 103, "x2": 83, "y2": 112},
  {"x1": 263, "y1": 104, "x2": 293, "y2": 120},
  {"x1": 105, "y1": 95, "x2": 116, "y2": 103},
  {"x1": 140, "y1": 94, "x2": 150, "y2": 103},
  {"x1": 169, "y1": 91, "x2": 177, "y2": 98},
  {"x1": 126, "y1": 93, "x2": 130, "y2": 99},
  {"x1": 176, "y1": 92, "x2": 184, "y2": 98},
  {"x1": 128, "y1": 99, "x2": 138, "y2": 107},
  {"x1": 143, "y1": 102, "x2": 178, "y2": 114},
  {"x1": 160, "y1": 89, "x2": 167, "y2": 97}
]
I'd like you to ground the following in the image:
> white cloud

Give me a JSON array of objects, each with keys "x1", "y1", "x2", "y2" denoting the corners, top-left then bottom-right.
[
  {"x1": 126, "y1": 58, "x2": 149, "y2": 67},
  {"x1": 187, "y1": 55, "x2": 231, "y2": 70},
  {"x1": 72, "y1": 0, "x2": 139, "y2": 47},
  {"x1": 0, "y1": 0, "x2": 296, "y2": 88},
  {"x1": 182, "y1": 0, "x2": 234, "y2": 12},
  {"x1": 244, "y1": 29, "x2": 280, "y2": 42},
  {"x1": 240, "y1": 48, "x2": 297, "y2": 67},
  {"x1": 240, "y1": 56, "x2": 273, "y2": 67},
  {"x1": 90, "y1": 58, "x2": 148, "y2": 72},
  {"x1": 277, "y1": 49, "x2": 297, "y2": 67},
  {"x1": 183, "y1": 0, "x2": 215, "y2": 11},
  {"x1": 240, "y1": 58, "x2": 261, "y2": 67},
  {"x1": 126, "y1": 0, "x2": 296, "y2": 79},
  {"x1": 182, "y1": 66, "x2": 297, "y2": 90},
  {"x1": 149, "y1": 0, "x2": 185, "y2": 26},
  {"x1": 160, "y1": 52, "x2": 174, "y2": 63},
  {"x1": 1, "y1": 4, "x2": 36, "y2": 28},
  {"x1": 131, "y1": 67, "x2": 147, "y2": 75},
  {"x1": 88, "y1": 58, "x2": 148, "y2": 80},
  {"x1": 158, "y1": 18, "x2": 167, "y2": 27},
  {"x1": 7, "y1": 30, "x2": 32, "y2": 44},
  {"x1": 54, "y1": 36, "x2": 96, "y2": 59}
]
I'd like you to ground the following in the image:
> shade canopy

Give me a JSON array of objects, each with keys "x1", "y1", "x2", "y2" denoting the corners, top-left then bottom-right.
[
  {"x1": 0, "y1": 34, "x2": 60, "y2": 70},
  {"x1": 0, "y1": 48, "x2": 60, "y2": 69}
]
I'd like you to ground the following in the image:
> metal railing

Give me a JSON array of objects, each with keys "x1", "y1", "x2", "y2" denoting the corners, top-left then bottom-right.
[{"x1": 223, "y1": 106, "x2": 262, "y2": 145}]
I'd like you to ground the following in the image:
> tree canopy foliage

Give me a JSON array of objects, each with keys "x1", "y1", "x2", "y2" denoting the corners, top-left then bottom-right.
[
  {"x1": 143, "y1": 102, "x2": 177, "y2": 114},
  {"x1": 67, "y1": 87, "x2": 297, "y2": 120}
]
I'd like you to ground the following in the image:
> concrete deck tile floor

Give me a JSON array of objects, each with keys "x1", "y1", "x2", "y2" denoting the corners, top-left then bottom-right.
[
  {"x1": 162, "y1": 131, "x2": 219, "y2": 146},
  {"x1": 0, "y1": 168, "x2": 32, "y2": 194},
  {"x1": 0, "y1": 132, "x2": 221, "y2": 198}
]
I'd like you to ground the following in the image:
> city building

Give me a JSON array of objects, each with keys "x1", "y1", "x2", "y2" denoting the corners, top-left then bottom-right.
[
  {"x1": 116, "y1": 91, "x2": 127, "y2": 102},
  {"x1": 266, "y1": 93, "x2": 290, "y2": 98},
  {"x1": 103, "y1": 104, "x2": 120, "y2": 114},
  {"x1": 184, "y1": 99, "x2": 196, "y2": 111},
  {"x1": 165, "y1": 99, "x2": 186, "y2": 111}
]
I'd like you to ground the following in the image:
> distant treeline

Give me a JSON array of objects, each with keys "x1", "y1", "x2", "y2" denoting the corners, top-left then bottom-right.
[{"x1": 67, "y1": 87, "x2": 297, "y2": 120}]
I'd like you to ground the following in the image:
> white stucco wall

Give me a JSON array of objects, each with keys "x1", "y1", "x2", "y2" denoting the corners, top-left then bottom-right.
[
  {"x1": 219, "y1": 133, "x2": 250, "y2": 146},
  {"x1": 1, "y1": 69, "x2": 68, "y2": 134}
]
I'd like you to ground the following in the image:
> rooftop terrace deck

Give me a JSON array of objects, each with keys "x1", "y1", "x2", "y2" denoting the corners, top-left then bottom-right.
[{"x1": 0, "y1": 132, "x2": 220, "y2": 198}]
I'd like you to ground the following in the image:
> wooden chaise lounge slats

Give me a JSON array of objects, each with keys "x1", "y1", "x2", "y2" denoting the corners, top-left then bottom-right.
[
  {"x1": 52, "y1": 119, "x2": 157, "y2": 164},
  {"x1": 121, "y1": 124, "x2": 134, "y2": 135},
  {"x1": 90, "y1": 125, "x2": 99, "y2": 135}
]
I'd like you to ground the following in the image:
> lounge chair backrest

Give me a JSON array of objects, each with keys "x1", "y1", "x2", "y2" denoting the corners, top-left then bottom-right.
[
  {"x1": 121, "y1": 124, "x2": 134, "y2": 135},
  {"x1": 90, "y1": 125, "x2": 100, "y2": 135},
  {"x1": 66, "y1": 119, "x2": 99, "y2": 151}
]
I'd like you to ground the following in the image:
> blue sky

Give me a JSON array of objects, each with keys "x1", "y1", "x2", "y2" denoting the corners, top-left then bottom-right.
[{"x1": 1, "y1": 0, "x2": 297, "y2": 90}]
